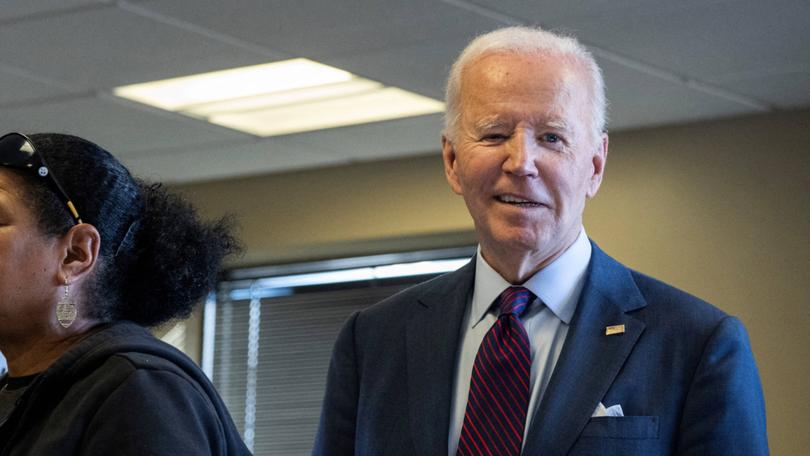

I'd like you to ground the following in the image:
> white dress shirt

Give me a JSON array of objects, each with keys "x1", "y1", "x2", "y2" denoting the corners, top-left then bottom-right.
[{"x1": 448, "y1": 228, "x2": 592, "y2": 455}]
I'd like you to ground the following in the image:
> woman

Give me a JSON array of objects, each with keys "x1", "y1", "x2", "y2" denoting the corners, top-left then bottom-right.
[{"x1": 0, "y1": 132, "x2": 249, "y2": 454}]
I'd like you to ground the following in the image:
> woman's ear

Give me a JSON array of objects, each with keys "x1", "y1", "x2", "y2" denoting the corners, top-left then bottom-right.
[{"x1": 58, "y1": 224, "x2": 101, "y2": 284}]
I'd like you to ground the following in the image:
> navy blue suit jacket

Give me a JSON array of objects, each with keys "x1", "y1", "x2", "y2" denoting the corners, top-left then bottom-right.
[{"x1": 314, "y1": 243, "x2": 768, "y2": 455}]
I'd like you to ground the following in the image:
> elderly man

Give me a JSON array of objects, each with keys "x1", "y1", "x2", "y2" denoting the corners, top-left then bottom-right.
[{"x1": 314, "y1": 26, "x2": 768, "y2": 455}]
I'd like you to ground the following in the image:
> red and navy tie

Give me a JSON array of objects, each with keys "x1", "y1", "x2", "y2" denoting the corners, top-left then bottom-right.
[{"x1": 457, "y1": 286, "x2": 533, "y2": 456}]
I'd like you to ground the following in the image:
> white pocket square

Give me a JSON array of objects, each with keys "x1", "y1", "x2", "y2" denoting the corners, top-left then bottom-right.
[{"x1": 592, "y1": 402, "x2": 624, "y2": 417}]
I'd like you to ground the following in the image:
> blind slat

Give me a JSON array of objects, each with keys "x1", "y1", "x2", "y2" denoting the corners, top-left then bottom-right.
[{"x1": 212, "y1": 283, "x2": 419, "y2": 455}]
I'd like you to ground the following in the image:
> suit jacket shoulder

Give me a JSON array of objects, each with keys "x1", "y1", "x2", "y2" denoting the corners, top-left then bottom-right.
[
  {"x1": 314, "y1": 260, "x2": 475, "y2": 456},
  {"x1": 630, "y1": 268, "x2": 726, "y2": 323},
  {"x1": 357, "y1": 260, "x2": 475, "y2": 321},
  {"x1": 530, "y1": 244, "x2": 769, "y2": 455}
]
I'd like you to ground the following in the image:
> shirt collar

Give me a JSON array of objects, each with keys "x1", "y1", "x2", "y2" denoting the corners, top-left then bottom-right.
[{"x1": 471, "y1": 228, "x2": 592, "y2": 327}]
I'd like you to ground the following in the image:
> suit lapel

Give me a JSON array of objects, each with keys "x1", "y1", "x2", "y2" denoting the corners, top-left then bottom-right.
[
  {"x1": 406, "y1": 260, "x2": 475, "y2": 456},
  {"x1": 522, "y1": 244, "x2": 648, "y2": 456}
]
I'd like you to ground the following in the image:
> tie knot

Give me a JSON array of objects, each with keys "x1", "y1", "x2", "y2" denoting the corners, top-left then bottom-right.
[{"x1": 499, "y1": 286, "x2": 532, "y2": 317}]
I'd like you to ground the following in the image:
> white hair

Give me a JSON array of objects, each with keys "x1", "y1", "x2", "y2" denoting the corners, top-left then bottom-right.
[{"x1": 444, "y1": 26, "x2": 607, "y2": 141}]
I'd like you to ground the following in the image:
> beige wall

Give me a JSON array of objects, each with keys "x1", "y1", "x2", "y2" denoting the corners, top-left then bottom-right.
[{"x1": 175, "y1": 108, "x2": 810, "y2": 455}]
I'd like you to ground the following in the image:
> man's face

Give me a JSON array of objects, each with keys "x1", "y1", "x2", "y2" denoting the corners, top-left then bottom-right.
[{"x1": 442, "y1": 52, "x2": 607, "y2": 268}]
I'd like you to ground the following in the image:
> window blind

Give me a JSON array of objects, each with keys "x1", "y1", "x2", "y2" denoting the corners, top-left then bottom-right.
[
  {"x1": 211, "y1": 282, "x2": 416, "y2": 455},
  {"x1": 208, "y1": 246, "x2": 475, "y2": 454}
]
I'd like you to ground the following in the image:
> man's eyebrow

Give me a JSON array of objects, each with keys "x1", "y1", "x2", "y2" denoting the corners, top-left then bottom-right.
[
  {"x1": 471, "y1": 116, "x2": 573, "y2": 133},
  {"x1": 473, "y1": 118, "x2": 510, "y2": 131},
  {"x1": 545, "y1": 119, "x2": 571, "y2": 131}
]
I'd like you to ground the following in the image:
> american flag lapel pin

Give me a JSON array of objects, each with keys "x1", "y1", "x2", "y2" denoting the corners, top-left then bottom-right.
[{"x1": 605, "y1": 324, "x2": 625, "y2": 336}]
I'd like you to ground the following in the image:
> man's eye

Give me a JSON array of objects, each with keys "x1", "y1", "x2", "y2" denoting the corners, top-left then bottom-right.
[
  {"x1": 541, "y1": 133, "x2": 561, "y2": 143},
  {"x1": 482, "y1": 134, "x2": 507, "y2": 141}
]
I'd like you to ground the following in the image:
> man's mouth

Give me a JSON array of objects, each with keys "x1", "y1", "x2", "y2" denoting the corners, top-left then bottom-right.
[{"x1": 495, "y1": 194, "x2": 543, "y2": 207}]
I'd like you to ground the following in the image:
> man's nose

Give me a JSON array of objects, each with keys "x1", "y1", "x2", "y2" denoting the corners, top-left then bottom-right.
[{"x1": 503, "y1": 131, "x2": 539, "y2": 177}]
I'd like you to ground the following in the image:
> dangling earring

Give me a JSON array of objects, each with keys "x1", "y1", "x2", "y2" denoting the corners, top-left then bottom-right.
[{"x1": 56, "y1": 279, "x2": 77, "y2": 328}]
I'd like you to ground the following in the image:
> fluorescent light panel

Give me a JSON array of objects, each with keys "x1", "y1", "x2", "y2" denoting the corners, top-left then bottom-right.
[
  {"x1": 209, "y1": 87, "x2": 443, "y2": 136},
  {"x1": 114, "y1": 58, "x2": 444, "y2": 136},
  {"x1": 185, "y1": 79, "x2": 383, "y2": 117},
  {"x1": 114, "y1": 59, "x2": 353, "y2": 110}
]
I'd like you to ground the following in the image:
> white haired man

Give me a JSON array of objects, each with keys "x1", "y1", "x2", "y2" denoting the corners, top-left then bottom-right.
[{"x1": 314, "y1": 26, "x2": 768, "y2": 456}]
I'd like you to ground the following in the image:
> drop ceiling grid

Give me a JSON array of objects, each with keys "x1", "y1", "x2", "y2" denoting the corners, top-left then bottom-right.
[
  {"x1": 0, "y1": 2, "x2": 281, "y2": 164},
  {"x1": 0, "y1": 0, "x2": 807, "y2": 183},
  {"x1": 0, "y1": 67, "x2": 78, "y2": 105}
]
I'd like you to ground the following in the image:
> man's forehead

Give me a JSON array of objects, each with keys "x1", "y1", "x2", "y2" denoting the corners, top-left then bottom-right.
[
  {"x1": 462, "y1": 83, "x2": 578, "y2": 130},
  {"x1": 462, "y1": 51, "x2": 585, "y2": 93},
  {"x1": 466, "y1": 50, "x2": 576, "y2": 76},
  {"x1": 457, "y1": 53, "x2": 589, "y2": 132}
]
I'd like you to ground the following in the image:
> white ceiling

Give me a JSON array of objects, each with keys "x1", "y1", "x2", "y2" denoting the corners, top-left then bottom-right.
[{"x1": 1, "y1": 0, "x2": 808, "y2": 183}]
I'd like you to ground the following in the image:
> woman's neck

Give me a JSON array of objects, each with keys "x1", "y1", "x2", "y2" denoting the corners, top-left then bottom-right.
[{"x1": 1, "y1": 320, "x2": 100, "y2": 377}]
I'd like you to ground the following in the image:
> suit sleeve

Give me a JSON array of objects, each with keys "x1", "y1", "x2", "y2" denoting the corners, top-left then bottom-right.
[
  {"x1": 675, "y1": 316, "x2": 769, "y2": 455},
  {"x1": 80, "y1": 368, "x2": 236, "y2": 455},
  {"x1": 313, "y1": 310, "x2": 361, "y2": 456}
]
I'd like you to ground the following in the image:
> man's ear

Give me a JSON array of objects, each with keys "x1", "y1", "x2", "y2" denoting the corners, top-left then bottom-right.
[
  {"x1": 586, "y1": 133, "x2": 608, "y2": 199},
  {"x1": 58, "y1": 224, "x2": 101, "y2": 284},
  {"x1": 442, "y1": 135, "x2": 463, "y2": 195}
]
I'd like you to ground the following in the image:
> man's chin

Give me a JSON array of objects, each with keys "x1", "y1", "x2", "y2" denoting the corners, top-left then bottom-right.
[
  {"x1": 487, "y1": 230, "x2": 547, "y2": 253},
  {"x1": 484, "y1": 228, "x2": 575, "y2": 260}
]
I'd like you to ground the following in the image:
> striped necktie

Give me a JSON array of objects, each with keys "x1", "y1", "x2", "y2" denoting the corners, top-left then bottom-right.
[{"x1": 457, "y1": 286, "x2": 533, "y2": 456}]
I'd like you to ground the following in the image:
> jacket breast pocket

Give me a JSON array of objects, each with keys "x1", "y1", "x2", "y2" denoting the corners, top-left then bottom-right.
[{"x1": 580, "y1": 416, "x2": 659, "y2": 439}]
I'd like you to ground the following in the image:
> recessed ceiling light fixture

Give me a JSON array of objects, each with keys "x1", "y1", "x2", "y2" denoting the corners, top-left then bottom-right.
[{"x1": 114, "y1": 58, "x2": 444, "y2": 136}]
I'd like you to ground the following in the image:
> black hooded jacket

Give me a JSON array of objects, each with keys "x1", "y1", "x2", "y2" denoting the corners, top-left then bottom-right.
[{"x1": 0, "y1": 322, "x2": 250, "y2": 455}]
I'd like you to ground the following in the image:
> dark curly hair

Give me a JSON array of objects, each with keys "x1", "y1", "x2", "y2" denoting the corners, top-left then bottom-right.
[{"x1": 14, "y1": 133, "x2": 241, "y2": 327}]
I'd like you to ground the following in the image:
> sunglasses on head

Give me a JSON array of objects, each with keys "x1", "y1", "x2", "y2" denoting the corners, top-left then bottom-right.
[{"x1": 0, "y1": 132, "x2": 82, "y2": 225}]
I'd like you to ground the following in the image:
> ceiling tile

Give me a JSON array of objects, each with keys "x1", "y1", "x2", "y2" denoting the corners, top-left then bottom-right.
[
  {"x1": 131, "y1": 0, "x2": 501, "y2": 59},
  {"x1": 469, "y1": 0, "x2": 726, "y2": 25},
  {"x1": 0, "y1": 95, "x2": 246, "y2": 154},
  {"x1": 122, "y1": 137, "x2": 346, "y2": 183},
  {"x1": 324, "y1": 39, "x2": 471, "y2": 100},
  {"x1": 600, "y1": 59, "x2": 757, "y2": 131},
  {"x1": 0, "y1": 0, "x2": 105, "y2": 21},
  {"x1": 0, "y1": 67, "x2": 76, "y2": 105},
  {"x1": 0, "y1": 6, "x2": 271, "y2": 89},
  {"x1": 711, "y1": 70, "x2": 810, "y2": 109},
  {"x1": 292, "y1": 114, "x2": 444, "y2": 161},
  {"x1": 558, "y1": 0, "x2": 810, "y2": 81}
]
